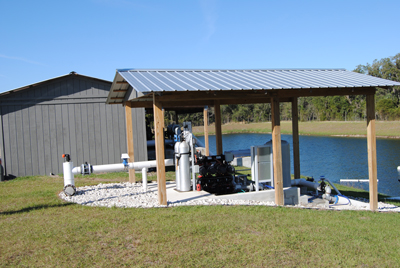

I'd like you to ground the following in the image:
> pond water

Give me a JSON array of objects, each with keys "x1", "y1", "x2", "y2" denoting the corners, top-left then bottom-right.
[{"x1": 196, "y1": 133, "x2": 400, "y2": 197}]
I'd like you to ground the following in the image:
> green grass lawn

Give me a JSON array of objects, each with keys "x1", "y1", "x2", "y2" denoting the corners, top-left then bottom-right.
[{"x1": 1, "y1": 173, "x2": 400, "y2": 267}]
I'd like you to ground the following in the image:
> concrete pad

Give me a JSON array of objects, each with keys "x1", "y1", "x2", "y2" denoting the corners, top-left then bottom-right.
[
  {"x1": 213, "y1": 187, "x2": 300, "y2": 205},
  {"x1": 164, "y1": 182, "x2": 213, "y2": 203},
  {"x1": 147, "y1": 182, "x2": 300, "y2": 205}
]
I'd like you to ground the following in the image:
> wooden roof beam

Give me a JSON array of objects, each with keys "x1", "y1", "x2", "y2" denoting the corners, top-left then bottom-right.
[{"x1": 145, "y1": 87, "x2": 377, "y2": 102}]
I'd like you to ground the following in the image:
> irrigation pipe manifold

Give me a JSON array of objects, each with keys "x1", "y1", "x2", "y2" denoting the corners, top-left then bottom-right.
[
  {"x1": 62, "y1": 153, "x2": 174, "y2": 196},
  {"x1": 291, "y1": 177, "x2": 349, "y2": 205}
]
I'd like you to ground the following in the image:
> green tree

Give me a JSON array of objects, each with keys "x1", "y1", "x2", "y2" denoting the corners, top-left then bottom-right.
[{"x1": 376, "y1": 99, "x2": 397, "y2": 120}]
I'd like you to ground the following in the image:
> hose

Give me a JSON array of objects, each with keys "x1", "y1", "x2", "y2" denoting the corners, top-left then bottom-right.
[
  {"x1": 264, "y1": 184, "x2": 274, "y2": 189},
  {"x1": 329, "y1": 194, "x2": 351, "y2": 207}
]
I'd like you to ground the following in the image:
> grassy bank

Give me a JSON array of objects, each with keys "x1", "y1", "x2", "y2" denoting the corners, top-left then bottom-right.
[
  {"x1": 1, "y1": 173, "x2": 400, "y2": 267},
  {"x1": 192, "y1": 121, "x2": 400, "y2": 138}
]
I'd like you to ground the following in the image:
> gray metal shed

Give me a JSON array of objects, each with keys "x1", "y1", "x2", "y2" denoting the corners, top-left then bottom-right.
[{"x1": 0, "y1": 72, "x2": 147, "y2": 177}]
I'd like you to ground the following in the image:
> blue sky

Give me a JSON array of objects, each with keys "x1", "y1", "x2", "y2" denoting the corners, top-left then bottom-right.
[{"x1": 1, "y1": 0, "x2": 399, "y2": 92}]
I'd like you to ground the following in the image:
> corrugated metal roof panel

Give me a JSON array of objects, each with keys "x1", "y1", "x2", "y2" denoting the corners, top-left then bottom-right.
[
  {"x1": 107, "y1": 69, "x2": 400, "y2": 104},
  {"x1": 119, "y1": 69, "x2": 400, "y2": 93}
]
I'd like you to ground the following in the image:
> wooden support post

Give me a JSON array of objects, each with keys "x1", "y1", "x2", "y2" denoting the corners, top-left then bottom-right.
[
  {"x1": 125, "y1": 101, "x2": 135, "y2": 183},
  {"x1": 153, "y1": 95, "x2": 167, "y2": 205},
  {"x1": 271, "y1": 98, "x2": 284, "y2": 206},
  {"x1": 214, "y1": 100, "x2": 223, "y2": 155},
  {"x1": 291, "y1": 98, "x2": 300, "y2": 179},
  {"x1": 367, "y1": 94, "x2": 378, "y2": 211},
  {"x1": 204, "y1": 106, "x2": 209, "y2": 156}
]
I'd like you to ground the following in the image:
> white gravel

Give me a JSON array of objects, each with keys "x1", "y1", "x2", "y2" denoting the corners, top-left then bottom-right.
[
  {"x1": 59, "y1": 182, "x2": 400, "y2": 212},
  {"x1": 59, "y1": 182, "x2": 275, "y2": 208}
]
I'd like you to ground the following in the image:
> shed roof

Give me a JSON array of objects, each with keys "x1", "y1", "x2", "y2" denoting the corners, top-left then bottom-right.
[
  {"x1": 0, "y1": 72, "x2": 111, "y2": 98},
  {"x1": 107, "y1": 69, "x2": 400, "y2": 105}
]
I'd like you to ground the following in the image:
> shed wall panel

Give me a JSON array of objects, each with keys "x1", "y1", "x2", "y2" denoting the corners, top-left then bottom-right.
[
  {"x1": 42, "y1": 105, "x2": 52, "y2": 175},
  {"x1": 93, "y1": 104, "x2": 102, "y2": 160},
  {"x1": 87, "y1": 103, "x2": 96, "y2": 162},
  {"x1": 55, "y1": 104, "x2": 64, "y2": 173},
  {"x1": 22, "y1": 107, "x2": 31, "y2": 176},
  {"x1": 117, "y1": 104, "x2": 126, "y2": 161},
  {"x1": 35, "y1": 106, "x2": 45, "y2": 175},
  {"x1": 81, "y1": 104, "x2": 90, "y2": 162},
  {"x1": 15, "y1": 106, "x2": 24, "y2": 176},
  {"x1": 28, "y1": 106, "x2": 39, "y2": 176},
  {"x1": 112, "y1": 105, "x2": 121, "y2": 163},
  {"x1": 74, "y1": 103, "x2": 83, "y2": 166},
  {"x1": 100, "y1": 103, "x2": 109, "y2": 164},
  {"x1": 0, "y1": 74, "x2": 147, "y2": 177},
  {"x1": 61, "y1": 104, "x2": 70, "y2": 161},
  {"x1": 68, "y1": 104, "x2": 77, "y2": 163},
  {"x1": 0, "y1": 108, "x2": 4, "y2": 172},
  {"x1": 105, "y1": 104, "x2": 115, "y2": 164},
  {"x1": 49, "y1": 105, "x2": 58, "y2": 173},
  {"x1": 23, "y1": 106, "x2": 33, "y2": 176},
  {"x1": 3, "y1": 107, "x2": 11, "y2": 175}
]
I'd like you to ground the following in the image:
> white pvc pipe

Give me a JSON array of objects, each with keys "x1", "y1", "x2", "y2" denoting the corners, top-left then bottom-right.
[
  {"x1": 129, "y1": 159, "x2": 174, "y2": 170},
  {"x1": 339, "y1": 179, "x2": 379, "y2": 182},
  {"x1": 63, "y1": 161, "x2": 75, "y2": 186},
  {"x1": 142, "y1": 167, "x2": 147, "y2": 191},
  {"x1": 191, "y1": 135, "x2": 196, "y2": 192},
  {"x1": 71, "y1": 159, "x2": 174, "y2": 175},
  {"x1": 93, "y1": 163, "x2": 125, "y2": 173},
  {"x1": 335, "y1": 195, "x2": 351, "y2": 205}
]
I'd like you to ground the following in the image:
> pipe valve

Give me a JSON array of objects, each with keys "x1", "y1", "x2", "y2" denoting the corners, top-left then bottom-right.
[
  {"x1": 62, "y1": 154, "x2": 71, "y2": 162},
  {"x1": 121, "y1": 153, "x2": 130, "y2": 171},
  {"x1": 81, "y1": 162, "x2": 92, "y2": 175}
]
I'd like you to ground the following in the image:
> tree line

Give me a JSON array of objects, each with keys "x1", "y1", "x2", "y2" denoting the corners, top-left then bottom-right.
[{"x1": 162, "y1": 53, "x2": 400, "y2": 126}]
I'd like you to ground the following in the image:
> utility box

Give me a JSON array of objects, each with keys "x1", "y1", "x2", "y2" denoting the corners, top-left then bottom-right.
[{"x1": 251, "y1": 140, "x2": 291, "y2": 187}]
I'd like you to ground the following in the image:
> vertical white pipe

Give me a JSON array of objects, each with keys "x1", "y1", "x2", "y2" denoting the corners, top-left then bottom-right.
[
  {"x1": 255, "y1": 150, "x2": 259, "y2": 192},
  {"x1": 191, "y1": 135, "x2": 196, "y2": 191},
  {"x1": 63, "y1": 161, "x2": 75, "y2": 187},
  {"x1": 142, "y1": 167, "x2": 147, "y2": 191}
]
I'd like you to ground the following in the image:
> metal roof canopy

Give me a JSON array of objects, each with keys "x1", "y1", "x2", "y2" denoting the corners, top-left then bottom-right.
[
  {"x1": 107, "y1": 69, "x2": 400, "y2": 106},
  {"x1": 111, "y1": 68, "x2": 400, "y2": 211}
]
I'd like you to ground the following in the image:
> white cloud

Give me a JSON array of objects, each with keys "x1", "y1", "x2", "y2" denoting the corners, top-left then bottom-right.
[
  {"x1": 0, "y1": 54, "x2": 45, "y2": 66},
  {"x1": 200, "y1": 0, "x2": 218, "y2": 43}
]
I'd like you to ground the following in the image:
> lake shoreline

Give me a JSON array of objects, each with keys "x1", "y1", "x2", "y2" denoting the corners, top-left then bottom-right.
[{"x1": 194, "y1": 131, "x2": 400, "y2": 139}]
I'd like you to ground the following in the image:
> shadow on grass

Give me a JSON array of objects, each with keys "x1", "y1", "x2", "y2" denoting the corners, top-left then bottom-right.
[
  {"x1": 0, "y1": 203, "x2": 75, "y2": 216},
  {"x1": 1, "y1": 174, "x2": 17, "y2": 181},
  {"x1": 338, "y1": 190, "x2": 370, "y2": 199}
]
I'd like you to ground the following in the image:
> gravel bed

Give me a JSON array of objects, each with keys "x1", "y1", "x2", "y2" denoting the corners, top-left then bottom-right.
[
  {"x1": 59, "y1": 182, "x2": 400, "y2": 212},
  {"x1": 59, "y1": 182, "x2": 275, "y2": 208}
]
